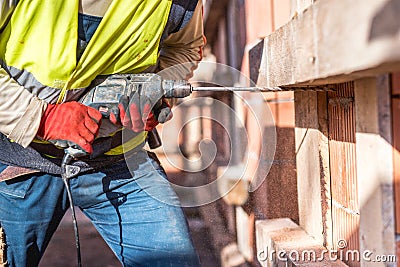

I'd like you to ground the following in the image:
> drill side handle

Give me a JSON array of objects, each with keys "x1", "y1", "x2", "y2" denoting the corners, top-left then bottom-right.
[{"x1": 147, "y1": 128, "x2": 162, "y2": 149}]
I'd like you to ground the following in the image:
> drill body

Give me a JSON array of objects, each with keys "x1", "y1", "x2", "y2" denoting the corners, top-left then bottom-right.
[{"x1": 79, "y1": 73, "x2": 192, "y2": 119}]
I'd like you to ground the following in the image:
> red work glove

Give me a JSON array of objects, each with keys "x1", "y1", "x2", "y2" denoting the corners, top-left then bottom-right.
[
  {"x1": 143, "y1": 99, "x2": 173, "y2": 131},
  {"x1": 37, "y1": 102, "x2": 102, "y2": 154},
  {"x1": 110, "y1": 95, "x2": 173, "y2": 132}
]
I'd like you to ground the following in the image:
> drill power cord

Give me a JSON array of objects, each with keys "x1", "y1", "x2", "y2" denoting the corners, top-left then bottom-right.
[{"x1": 61, "y1": 153, "x2": 82, "y2": 267}]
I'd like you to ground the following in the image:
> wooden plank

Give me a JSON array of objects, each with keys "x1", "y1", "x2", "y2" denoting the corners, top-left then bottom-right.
[
  {"x1": 354, "y1": 76, "x2": 396, "y2": 267},
  {"x1": 252, "y1": 0, "x2": 400, "y2": 88}
]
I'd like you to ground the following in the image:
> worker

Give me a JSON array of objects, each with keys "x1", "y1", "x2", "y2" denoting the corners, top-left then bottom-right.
[{"x1": 0, "y1": 0, "x2": 205, "y2": 266}]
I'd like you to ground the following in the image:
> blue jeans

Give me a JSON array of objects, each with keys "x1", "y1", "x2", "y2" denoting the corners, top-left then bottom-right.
[{"x1": 0, "y1": 150, "x2": 199, "y2": 267}]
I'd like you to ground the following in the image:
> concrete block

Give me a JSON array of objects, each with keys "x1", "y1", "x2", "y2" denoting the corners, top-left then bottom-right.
[{"x1": 256, "y1": 218, "x2": 348, "y2": 267}]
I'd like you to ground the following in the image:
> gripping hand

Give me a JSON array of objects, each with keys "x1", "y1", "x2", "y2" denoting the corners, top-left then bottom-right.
[
  {"x1": 37, "y1": 102, "x2": 102, "y2": 154},
  {"x1": 110, "y1": 92, "x2": 173, "y2": 132}
]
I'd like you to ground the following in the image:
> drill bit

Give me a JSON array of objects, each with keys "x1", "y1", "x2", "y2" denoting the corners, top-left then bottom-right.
[{"x1": 192, "y1": 86, "x2": 283, "y2": 92}]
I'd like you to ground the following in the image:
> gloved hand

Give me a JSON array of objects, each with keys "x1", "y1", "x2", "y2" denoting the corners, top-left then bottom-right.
[
  {"x1": 143, "y1": 98, "x2": 173, "y2": 131},
  {"x1": 109, "y1": 95, "x2": 173, "y2": 132},
  {"x1": 37, "y1": 102, "x2": 102, "y2": 154}
]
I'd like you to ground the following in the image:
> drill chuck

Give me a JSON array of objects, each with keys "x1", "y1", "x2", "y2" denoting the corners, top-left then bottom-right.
[{"x1": 162, "y1": 80, "x2": 192, "y2": 98}]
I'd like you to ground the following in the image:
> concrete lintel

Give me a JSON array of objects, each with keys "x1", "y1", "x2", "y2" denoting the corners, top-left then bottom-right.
[{"x1": 250, "y1": 0, "x2": 400, "y2": 88}]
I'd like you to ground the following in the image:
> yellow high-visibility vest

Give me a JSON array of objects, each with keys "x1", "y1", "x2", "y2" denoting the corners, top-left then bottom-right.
[
  {"x1": 0, "y1": 0, "x2": 172, "y2": 104},
  {"x1": 0, "y1": 0, "x2": 172, "y2": 155}
]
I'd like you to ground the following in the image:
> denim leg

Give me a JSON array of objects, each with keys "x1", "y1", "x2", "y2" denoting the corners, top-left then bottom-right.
[
  {"x1": 0, "y1": 165, "x2": 68, "y2": 267},
  {"x1": 70, "y1": 151, "x2": 200, "y2": 267}
]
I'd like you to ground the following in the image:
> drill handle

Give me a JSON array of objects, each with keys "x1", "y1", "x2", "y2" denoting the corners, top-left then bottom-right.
[{"x1": 147, "y1": 128, "x2": 162, "y2": 149}]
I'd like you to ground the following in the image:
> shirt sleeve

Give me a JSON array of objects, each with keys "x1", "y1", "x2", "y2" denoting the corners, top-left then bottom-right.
[
  {"x1": 157, "y1": 0, "x2": 206, "y2": 80},
  {"x1": 0, "y1": 0, "x2": 17, "y2": 30},
  {"x1": 0, "y1": 66, "x2": 47, "y2": 147}
]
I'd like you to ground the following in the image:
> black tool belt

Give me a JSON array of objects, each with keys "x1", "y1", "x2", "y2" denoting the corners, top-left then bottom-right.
[
  {"x1": 30, "y1": 131, "x2": 125, "y2": 159},
  {"x1": 32, "y1": 128, "x2": 147, "y2": 158},
  {"x1": 0, "y1": 132, "x2": 139, "y2": 175}
]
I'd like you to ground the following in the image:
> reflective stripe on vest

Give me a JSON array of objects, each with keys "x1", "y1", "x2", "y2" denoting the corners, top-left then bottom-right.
[{"x1": 0, "y1": 0, "x2": 172, "y2": 104}]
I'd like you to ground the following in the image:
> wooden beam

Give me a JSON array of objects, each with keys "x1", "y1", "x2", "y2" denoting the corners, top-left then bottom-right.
[{"x1": 251, "y1": 0, "x2": 400, "y2": 88}]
